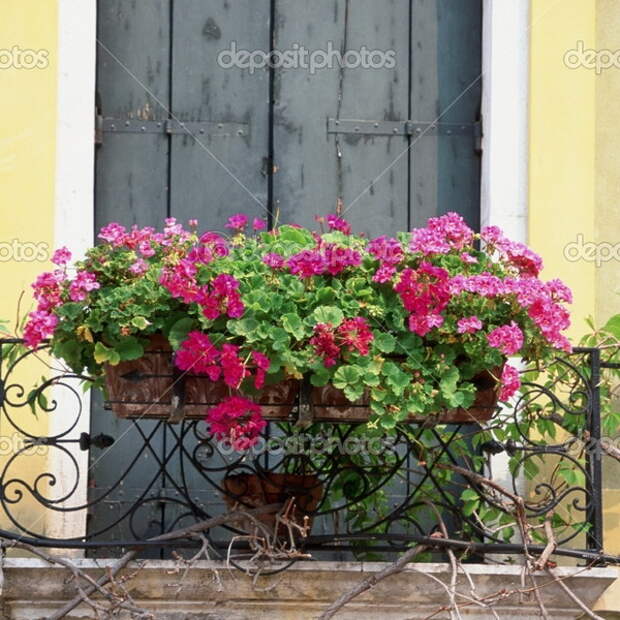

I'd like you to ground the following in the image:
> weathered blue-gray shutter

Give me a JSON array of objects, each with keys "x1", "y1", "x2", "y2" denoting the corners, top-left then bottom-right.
[{"x1": 91, "y1": 0, "x2": 482, "y2": 548}]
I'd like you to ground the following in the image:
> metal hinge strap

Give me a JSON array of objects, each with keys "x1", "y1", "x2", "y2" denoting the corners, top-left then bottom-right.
[
  {"x1": 327, "y1": 118, "x2": 481, "y2": 138},
  {"x1": 98, "y1": 118, "x2": 248, "y2": 142}
]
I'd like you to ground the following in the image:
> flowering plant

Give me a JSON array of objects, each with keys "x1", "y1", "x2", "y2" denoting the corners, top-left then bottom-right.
[{"x1": 23, "y1": 212, "x2": 572, "y2": 441}]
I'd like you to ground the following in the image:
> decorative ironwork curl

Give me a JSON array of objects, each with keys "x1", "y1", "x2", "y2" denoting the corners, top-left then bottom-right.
[{"x1": 0, "y1": 339, "x2": 606, "y2": 568}]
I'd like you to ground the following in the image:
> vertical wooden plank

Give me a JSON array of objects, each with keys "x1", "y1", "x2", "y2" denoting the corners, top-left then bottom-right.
[
  {"x1": 435, "y1": 0, "x2": 482, "y2": 230},
  {"x1": 409, "y1": 0, "x2": 482, "y2": 229},
  {"x1": 91, "y1": 0, "x2": 171, "y2": 549},
  {"x1": 166, "y1": 0, "x2": 272, "y2": 535},
  {"x1": 95, "y1": 0, "x2": 171, "y2": 228},
  {"x1": 170, "y1": 0, "x2": 271, "y2": 229},
  {"x1": 273, "y1": 0, "x2": 410, "y2": 237},
  {"x1": 409, "y1": 0, "x2": 439, "y2": 228}
]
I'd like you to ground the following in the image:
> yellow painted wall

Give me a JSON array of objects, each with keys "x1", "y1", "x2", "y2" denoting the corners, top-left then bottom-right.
[
  {"x1": 0, "y1": 0, "x2": 58, "y2": 538},
  {"x1": 529, "y1": 0, "x2": 597, "y2": 336},
  {"x1": 530, "y1": 0, "x2": 620, "y2": 612}
]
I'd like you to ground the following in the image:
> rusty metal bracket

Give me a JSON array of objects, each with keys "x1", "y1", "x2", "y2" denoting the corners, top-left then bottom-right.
[
  {"x1": 167, "y1": 366, "x2": 187, "y2": 425},
  {"x1": 294, "y1": 378, "x2": 314, "y2": 429}
]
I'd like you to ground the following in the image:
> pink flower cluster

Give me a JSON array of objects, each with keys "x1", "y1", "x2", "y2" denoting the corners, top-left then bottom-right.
[
  {"x1": 448, "y1": 273, "x2": 571, "y2": 352},
  {"x1": 174, "y1": 331, "x2": 269, "y2": 389},
  {"x1": 457, "y1": 316, "x2": 483, "y2": 334},
  {"x1": 410, "y1": 212, "x2": 474, "y2": 255},
  {"x1": 225, "y1": 213, "x2": 267, "y2": 232},
  {"x1": 197, "y1": 274, "x2": 244, "y2": 320},
  {"x1": 368, "y1": 236, "x2": 404, "y2": 283},
  {"x1": 326, "y1": 213, "x2": 352, "y2": 235},
  {"x1": 394, "y1": 262, "x2": 451, "y2": 336},
  {"x1": 24, "y1": 250, "x2": 101, "y2": 348},
  {"x1": 98, "y1": 218, "x2": 193, "y2": 254},
  {"x1": 69, "y1": 271, "x2": 100, "y2": 302},
  {"x1": 262, "y1": 253, "x2": 285, "y2": 269},
  {"x1": 498, "y1": 364, "x2": 521, "y2": 401},
  {"x1": 487, "y1": 321, "x2": 524, "y2": 356},
  {"x1": 481, "y1": 226, "x2": 543, "y2": 277},
  {"x1": 160, "y1": 234, "x2": 244, "y2": 322},
  {"x1": 174, "y1": 331, "x2": 220, "y2": 380},
  {"x1": 310, "y1": 317, "x2": 374, "y2": 367},
  {"x1": 23, "y1": 310, "x2": 59, "y2": 349},
  {"x1": 206, "y1": 396, "x2": 266, "y2": 451},
  {"x1": 285, "y1": 244, "x2": 361, "y2": 278}
]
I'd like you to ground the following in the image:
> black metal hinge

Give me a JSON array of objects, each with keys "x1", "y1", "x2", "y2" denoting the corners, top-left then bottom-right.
[
  {"x1": 96, "y1": 118, "x2": 249, "y2": 145},
  {"x1": 327, "y1": 117, "x2": 482, "y2": 139}
]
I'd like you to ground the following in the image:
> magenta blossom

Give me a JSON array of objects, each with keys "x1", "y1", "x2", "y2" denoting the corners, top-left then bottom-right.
[
  {"x1": 220, "y1": 343, "x2": 248, "y2": 388},
  {"x1": 23, "y1": 310, "x2": 58, "y2": 348},
  {"x1": 326, "y1": 214, "x2": 352, "y2": 235},
  {"x1": 251, "y1": 351, "x2": 270, "y2": 389},
  {"x1": 310, "y1": 323, "x2": 341, "y2": 367},
  {"x1": 487, "y1": 321, "x2": 524, "y2": 356},
  {"x1": 129, "y1": 259, "x2": 148, "y2": 275},
  {"x1": 206, "y1": 396, "x2": 266, "y2": 451},
  {"x1": 262, "y1": 252, "x2": 285, "y2": 269},
  {"x1": 175, "y1": 331, "x2": 221, "y2": 380},
  {"x1": 499, "y1": 364, "x2": 521, "y2": 401},
  {"x1": 253, "y1": 218, "x2": 267, "y2": 231},
  {"x1": 225, "y1": 213, "x2": 248, "y2": 231},
  {"x1": 51, "y1": 247, "x2": 72, "y2": 266},
  {"x1": 287, "y1": 249, "x2": 327, "y2": 278},
  {"x1": 457, "y1": 316, "x2": 483, "y2": 334},
  {"x1": 69, "y1": 271, "x2": 100, "y2": 302},
  {"x1": 98, "y1": 222, "x2": 127, "y2": 246}
]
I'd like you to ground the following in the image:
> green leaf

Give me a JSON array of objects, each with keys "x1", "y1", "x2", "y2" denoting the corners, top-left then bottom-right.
[
  {"x1": 343, "y1": 384, "x2": 365, "y2": 402},
  {"x1": 316, "y1": 287, "x2": 336, "y2": 304},
  {"x1": 311, "y1": 306, "x2": 344, "y2": 327},
  {"x1": 94, "y1": 342, "x2": 120, "y2": 366},
  {"x1": 282, "y1": 313, "x2": 306, "y2": 340},
  {"x1": 374, "y1": 332, "x2": 396, "y2": 354},
  {"x1": 440, "y1": 367, "x2": 459, "y2": 398},
  {"x1": 278, "y1": 225, "x2": 315, "y2": 246},
  {"x1": 333, "y1": 365, "x2": 362, "y2": 389},
  {"x1": 269, "y1": 326, "x2": 289, "y2": 342},
  {"x1": 603, "y1": 314, "x2": 620, "y2": 340},
  {"x1": 310, "y1": 367, "x2": 331, "y2": 387},
  {"x1": 462, "y1": 499, "x2": 480, "y2": 517},
  {"x1": 168, "y1": 317, "x2": 196, "y2": 350},
  {"x1": 116, "y1": 337, "x2": 144, "y2": 361},
  {"x1": 56, "y1": 302, "x2": 83, "y2": 320},
  {"x1": 228, "y1": 317, "x2": 259, "y2": 338},
  {"x1": 131, "y1": 316, "x2": 150, "y2": 330},
  {"x1": 383, "y1": 362, "x2": 411, "y2": 396},
  {"x1": 461, "y1": 489, "x2": 479, "y2": 502}
]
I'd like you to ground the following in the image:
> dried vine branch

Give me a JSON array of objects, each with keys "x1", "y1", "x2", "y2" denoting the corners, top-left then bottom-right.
[{"x1": 47, "y1": 503, "x2": 282, "y2": 619}]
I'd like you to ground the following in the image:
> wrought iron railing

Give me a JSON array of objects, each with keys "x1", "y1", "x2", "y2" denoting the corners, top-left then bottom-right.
[{"x1": 0, "y1": 339, "x2": 611, "y2": 572}]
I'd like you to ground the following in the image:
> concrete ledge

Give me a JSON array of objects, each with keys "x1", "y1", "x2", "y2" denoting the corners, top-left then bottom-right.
[{"x1": 0, "y1": 559, "x2": 616, "y2": 619}]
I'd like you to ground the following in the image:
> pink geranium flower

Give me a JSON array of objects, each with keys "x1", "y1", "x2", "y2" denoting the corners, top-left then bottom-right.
[
  {"x1": 487, "y1": 321, "x2": 524, "y2": 356},
  {"x1": 225, "y1": 213, "x2": 248, "y2": 231},
  {"x1": 253, "y1": 217, "x2": 267, "y2": 231},
  {"x1": 51, "y1": 247, "x2": 72, "y2": 266},
  {"x1": 499, "y1": 364, "x2": 521, "y2": 401},
  {"x1": 457, "y1": 316, "x2": 483, "y2": 334},
  {"x1": 206, "y1": 396, "x2": 266, "y2": 451}
]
